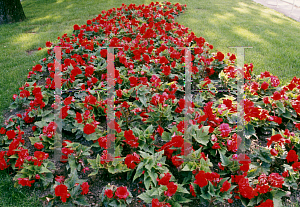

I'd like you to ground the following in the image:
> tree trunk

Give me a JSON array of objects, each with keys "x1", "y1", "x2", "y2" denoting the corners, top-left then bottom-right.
[{"x1": 0, "y1": 0, "x2": 26, "y2": 25}]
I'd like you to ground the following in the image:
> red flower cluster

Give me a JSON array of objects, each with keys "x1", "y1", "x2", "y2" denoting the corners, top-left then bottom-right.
[
  {"x1": 6, "y1": 130, "x2": 16, "y2": 140},
  {"x1": 292, "y1": 162, "x2": 300, "y2": 171},
  {"x1": 164, "y1": 182, "x2": 178, "y2": 197},
  {"x1": 171, "y1": 155, "x2": 184, "y2": 167},
  {"x1": 152, "y1": 198, "x2": 171, "y2": 207},
  {"x1": 189, "y1": 184, "x2": 196, "y2": 197},
  {"x1": 107, "y1": 120, "x2": 122, "y2": 133},
  {"x1": 157, "y1": 172, "x2": 172, "y2": 186},
  {"x1": 80, "y1": 182, "x2": 89, "y2": 195},
  {"x1": 203, "y1": 102, "x2": 223, "y2": 128},
  {"x1": 267, "y1": 173, "x2": 284, "y2": 188},
  {"x1": 160, "y1": 135, "x2": 184, "y2": 160},
  {"x1": 42, "y1": 121, "x2": 57, "y2": 139},
  {"x1": 34, "y1": 142, "x2": 44, "y2": 150},
  {"x1": 219, "y1": 123, "x2": 231, "y2": 137},
  {"x1": 124, "y1": 130, "x2": 139, "y2": 148},
  {"x1": 266, "y1": 134, "x2": 285, "y2": 147},
  {"x1": 261, "y1": 81, "x2": 269, "y2": 90},
  {"x1": 220, "y1": 180, "x2": 231, "y2": 192},
  {"x1": 243, "y1": 99, "x2": 265, "y2": 122},
  {"x1": 237, "y1": 177, "x2": 256, "y2": 200},
  {"x1": 25, "y1": 151, "x2": 49, "y2": 167},
  {"x1": 18, "y1": 178, "x2": 35, "y2": 187},
  {"x1": 55, "y1": 175, "x2": 65, "y2": 183},
  {"x1": 104, "y1": 189, "x2": 114, "y2": 198},
  {"x1": 286, "y1": 149, "x2": 298, "y2": 163},
  {"x1": 97, "y1": 136, "x2": 107, "y2": 149},
  {"x1": 83, "y1": 123, "x2": 95, "y2": 135},
  {"x1": 0, "y1": 151, "x2": 9, "y2": 170},
  {"x1": 194, "y1": 171, "x2": 221, "y2": 188},
  {"x1": 215, "y1": 51, "x2": 225, "y2": 61},
  {"x1": 227, "y1": 133, "x2": 242, "y2": 152},
  {"x1": 238, "y1": 154, "x2": 251, "y2": 172},
  {"x1": 256, "y1": 199, "x2": 274, "y2": 207},
  {"x1": 55, "y1": 184, "x2": 71, "y2": 202},
  {"x1": 61, "y1": 146, "x2": 74, "y2": 162},
  {"x1": 124, "y1": 153, "x2": 140, "y2": 169},
  {"x1": 157, "y1": 125, "x2": 164, "y2": 136},
  {"x1": 105, "y1": 186, "x2": 129, "y2": 200}
]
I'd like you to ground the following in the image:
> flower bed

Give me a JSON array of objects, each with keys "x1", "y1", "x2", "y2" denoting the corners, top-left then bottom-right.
[{"x1": 1, "y1": 1, "x2": 300, "y2": 206}]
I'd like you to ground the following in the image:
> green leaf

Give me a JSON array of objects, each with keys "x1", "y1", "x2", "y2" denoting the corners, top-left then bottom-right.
[
  {"x1": 88, "y1": 170, "x2": 98, "y2": 177},
  {"x1": 161, "y1": 131, "x2": 171, "y2": 142},
  {"x1": 145, "y1": 158, "x2": 155, "y2": 171},
  {"x1": 73, "y1": 195, "x2": 89, "y2": 206},
  {"x1": 172, "y1": 202, "x2": 182, "y2": 207},
  {"x1": 149, "y1": 170, "x2": 158, "y2": 185},
  {"x1": 41, "y1": 110, "x2": 53, "y2": 117},
  {"x1": 176, "y1": 185, "x2": 189, "y2": 194},
  {"x1": 133, "y1": 165, "x2": 144, "y2": 181},
  {"x1": 208, "y1": 182, "x2": 215, "y2": 196},
  {"x1": 138, "y1": 191, "x2": 154, "y2": 204},
  {"x1": 29, "y1": 136, "x2": 40, "y2": 145},
  {"x1": 84, "y1": 133, "x2": 98, "y2": 141},
  {"x1": 193, "y1": 94, "x2": 205, "y2": 107},
  {"x1": 245, "y1": 123, "x2": 255, "y2": 136},
  {"x1": 282, "y1": 109, "x2": 291, "y2": 119},
  {"x1": 181, "y1": 163, "x2": 191, "y2": 171},
  {"x1": 44, "y1": 160, "x2": 56, "y2": 171},
  {"x1": 271, "y1": 189, "x2": 286, "y2": 198},
  {"x1": 35, "y1": 120, "x2": 48, "y2": 128},
  {"x1": 65, "y1": 171, "x2": 79, "y2": 189},
  {"x1": 219, "y1": 152, "x2": 231, "y2": 167},
  {"x1": 247, "y1": 167, "x2": 259, "y2": 178},
  {"x1": 42, "y1": 113, "x2": 54, "y2": 122},
  {"x1": 68, "y1": 158, "x2": 78, "y2": 173},
  {"x1": 69, "y1": 184, "x2": 81, "y2": 197},
  {"x1": 9, "y1": 154, "x2": 19, "y2": 159},
  {"x1": 138, "y1": 95, "x2": 148, "y2": 107},
  {"x1": 200, "y1": 185, "x2": 211, "y2": 200},
  {"x1": 193, "y1": 126, "x2": 210, "y2": 145},
  {"x1": 240, "y1": 196, "x2": 250, "y2": 207},
  {"x1": 42, "y1": 173, "x2": 53, "y2": 189},
  {"x1": 40, "y1": 167, "x2": 52, "y2": 173},
  {"x1": 173, "y1": 194, "x2": 191, "y2": 203},
  {"x1": 273, "y1": 197, "x2": 282, "y2": 207},
  {"x1": 144, "y1": 176, "x2": 152, "y2": 190},
  {"x1": 276, "y1": 101, "x2": 285, "y2": 113},
  {"x1": 258, "y1": 148, "x2": 272, "y2": 163},
  {"x1": 115, "y1": 145, "x2": 122, "y2": 157},
  {"x1": 145, "y1": 125, "x2": 154, "y2": 135}
]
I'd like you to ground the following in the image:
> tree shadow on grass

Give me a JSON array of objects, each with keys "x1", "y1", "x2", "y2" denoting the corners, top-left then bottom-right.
[{"x1": 176, "y1": 0, "x2": 300, "y2": 84}]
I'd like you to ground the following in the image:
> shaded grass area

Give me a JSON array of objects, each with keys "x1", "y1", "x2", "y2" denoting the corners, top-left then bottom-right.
[
  {"x1": 0, "y1": 0, "x2": 299, "y2": 206},
  {"x1": 182, "y1": 0, "x2": 300, "y2": 84},
  {"x1": 0, "y1": 170, "x2": 41, "y2": 207}
]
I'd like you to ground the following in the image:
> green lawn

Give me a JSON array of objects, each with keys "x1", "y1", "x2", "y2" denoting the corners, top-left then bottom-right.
[
  {"x1": 0, "y1": 0, "x2": 300, "y2": 206},
  {"x1": 0, "y1": 170, "x2": 41, "y2": 207}
]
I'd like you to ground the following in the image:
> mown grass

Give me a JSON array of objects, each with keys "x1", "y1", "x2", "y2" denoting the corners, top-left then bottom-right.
[
  {"x1": 0, "y1": 0, "x2": 299, "y2": 206},
  {"x1": 0, "y1": 170, "x2": 41, "y2": 207}
]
